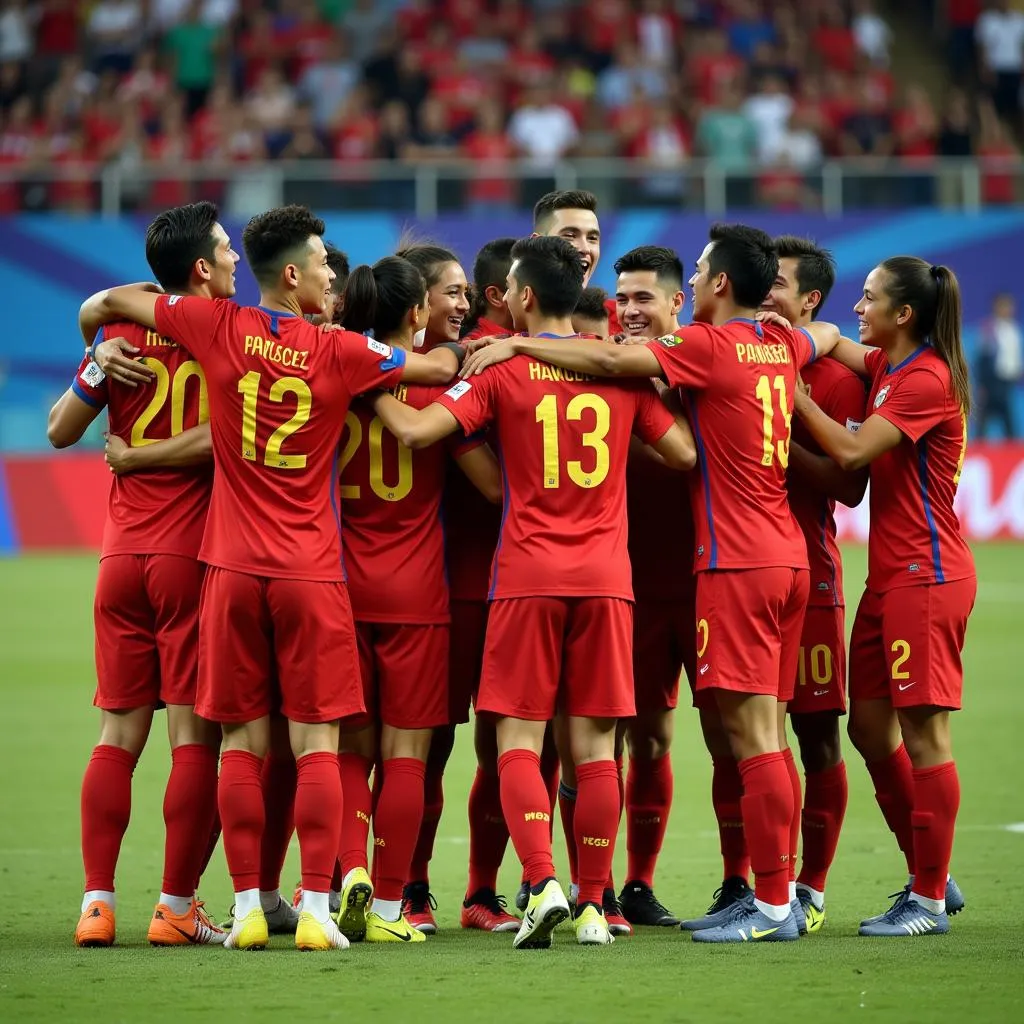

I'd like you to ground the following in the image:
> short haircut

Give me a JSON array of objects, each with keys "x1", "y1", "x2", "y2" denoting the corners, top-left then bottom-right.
[
  {"x1": 395, "y1": 239, "x2": 460, "y2": 288},
  {"x1": 706, "y1": 223, "x2": 778, "y2": 310},
  {"x1": 145, "y1": 201, "x2": 219, "y2": 291},
  {"x1": 772, "y1": 234, "x2": 836, "y2": 318},
  {"x1": 574, "y1": 286, "x2": 610, "y2": 323},
  {"x1": 509, "y1": 235, "x2": 584, "y2": 317},
  {"x1": 325, "y1": 243, "x2": 350, "y2": 295},
  {"x1": 462, "y1": 236, "x2": 516, "y2": 337},
  {"x1": 242, "y1": 204, "x2": 325, "y2": 287},
  {"x1": 532, "y1": 189, "x2": 598, "y2": 232},
  {"x1": 613, "y1": 245, "x2": 684, "y2": 292}
]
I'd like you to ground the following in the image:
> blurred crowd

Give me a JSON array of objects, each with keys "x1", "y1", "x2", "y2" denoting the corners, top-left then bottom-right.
[{"x1": 0, "y1": 0, "x2": 1021, "y2": 212}]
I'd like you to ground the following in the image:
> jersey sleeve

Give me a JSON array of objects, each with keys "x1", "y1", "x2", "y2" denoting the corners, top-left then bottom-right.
[
  {"x1": 340, "y1": 331, "x2": 408, "y2": 395},
  {"x1": 433, "y1": 374, "x2": 495, "y2": 436},
  {"x1": 153, "y1": 294, "x2": 224, "y2": 359},
  {"x1": 645, "y1": 324, "x2": 716, "y2": 389},
  {"x1": 71, "y1": 344, "x2": 109, "y2": 409},
  {"x1": 863, "y1": 346, "x2": 887, "y2": 378},
  {"x1": 792, "y1": 327, "x2": 816, "y2": 368},
  {"x1": 819, "y1": 371, "x2": 868, "y2": 433},
  {"x1": 631, "y1": 381, "x2": 677, "y2": 445},
  {"x1": 446, "y1": 429, "x2": 486, "y2": 459},
  {"x1": 871, "y1": 367, "x2": 950, "y2": 442}
]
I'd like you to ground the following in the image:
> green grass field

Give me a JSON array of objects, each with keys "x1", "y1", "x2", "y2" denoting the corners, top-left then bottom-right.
[{"x1": 1, "y1": 545, "x2": 1022, "y2": 1023}]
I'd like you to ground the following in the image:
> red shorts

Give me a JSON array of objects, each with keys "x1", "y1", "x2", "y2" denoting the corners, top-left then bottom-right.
[
  {"x1": 788, "y1": 604, "x2": 848, "y2": 716},
  {"x1": 632, "y1": 597, "x2": 696, "y2": 714},
  {"x1": 849, "y1": 579, "x2": 976, "y2": 710},
  {"x1": 197, "y1": 567, "x2": 363, "y2": 725},
  {"x1": 93, "y1": 554, "x2": 204, "y2": 711},
  {"x1": 478, "y1": 597, "x2": 634, "y2": 721},
  {"x1": 694, "y1": 567, "x2": 810, "y2": 702},
  {"x1": 350, "y1": 622, "x2": 449, "y2": 730},
  {"x1": 449, "y1": 599, "x2": 488, "y2": 724}
]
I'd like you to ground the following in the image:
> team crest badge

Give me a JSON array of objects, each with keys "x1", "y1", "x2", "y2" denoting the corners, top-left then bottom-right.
[
  {"x1": 873, "y1": 385, "x2": 890, "y2": 408},
  {"x1": 657, "y1": 334, "x2": 682, "y2": 347}
]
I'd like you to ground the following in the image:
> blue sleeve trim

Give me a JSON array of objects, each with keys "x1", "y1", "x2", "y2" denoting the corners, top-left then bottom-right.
[
  {"x1": 798, "y1": 327, "x2": 817, "y2": 362},
  {"x1": 71, "y1": 378, "x2": 106, "y2": 409},
  {"x1": 380, "y1": 345, "x2": 407, "y2": 373}
]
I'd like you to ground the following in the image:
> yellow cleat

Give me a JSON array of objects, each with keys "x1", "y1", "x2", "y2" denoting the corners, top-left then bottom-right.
[
  {"x1": 224, "y1": 907, "x2": 269, "y2": 951},
  {"x1": 335, "y1": 867, "x2": 373, "y2": 942},
  {"x1": 365, "y1": 911, "x2": 426, "y2": 943},
  {"x1": 804, "y1": 901, "x2": 827, "y2": 934},
  {"x1": 513, "y1": 878, "x2": 570, "y2": 950},
  {"x1": 574, "y1": 903, "x2": 614, "y2": 946},
  {"x1": 295, "y1": 911, "x2": 349, "y2": 951}
]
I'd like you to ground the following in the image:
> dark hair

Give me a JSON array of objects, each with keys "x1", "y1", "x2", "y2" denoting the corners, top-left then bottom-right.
[
  {"x1": 242, "y1": 204, "x2": 325, "y2": 287},
  {"x1": 773, "y1": 235, "x2": 836, "y2": 319},
  {"x1": 574, "y1": 286, "x2": 609, "y2": 323},
  {"x1": 145, "y1": 201, "x2": 219, "y2": 291},
  {"x1": 879, "y1": 256, "x2": 970, "y2": 414},
  {"x1": 341, "y1": 256, "x2": 426, "y2": 339},
  {"x1": 533, "y1": 189, "x2": 598, "y2": 231},
  {"x1": 706, "y1": 223, "x2": 778, "y2": 309},
  {"x1": 613, "y1": 245, "x2": 683, "y2": 292},
  {"x1": 395, "y1": 239, "x2": 460, "y2": 288},
  {"x1": 462, "y1": 236, "x2": 516, "y2": 337},
  {"x1": 326, "y1": 243, "x2": 350, "y2": 295},
  {"x1": 509, "y1": 235, "x2": 584, "y2": 317}
]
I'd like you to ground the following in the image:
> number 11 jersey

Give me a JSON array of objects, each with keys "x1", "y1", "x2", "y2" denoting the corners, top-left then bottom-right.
[{"x1": 154, "y1": 295, "x2": 406, "y2": 582}]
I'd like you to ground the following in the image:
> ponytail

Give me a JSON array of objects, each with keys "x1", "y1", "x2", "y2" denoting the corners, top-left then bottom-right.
[
  {"x1": 341, "y1": 256, "x2": 425, "y2": 340},
  {"x1": 340, "y1": 264, "x2": 378, "y2": 335}
]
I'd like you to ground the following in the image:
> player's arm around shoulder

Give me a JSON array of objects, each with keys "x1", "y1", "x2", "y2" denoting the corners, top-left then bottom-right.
[
  {"x1": 635, "y1": 379, "x2": 697, "y2": 471},
  {"x1": 461, "y1": 335, "x2": 662, "y2": 378},
  {"x1": 47, "y1": 388, "x2": 102, "y2": 449},
  {"x1": 370, "y1": 391, "x2": 461, "y2": 450},
  {"x1": 399, "y1": 344, "x2": 462, "y2": 386},
  {"x1": 104, "y1": 423, "x2": 212, "y2": 475},
  {"x1": 79, "y1": 282, "x2": 164, "y2": 341}
]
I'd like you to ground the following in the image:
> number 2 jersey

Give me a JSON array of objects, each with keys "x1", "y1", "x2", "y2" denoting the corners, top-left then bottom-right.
[
  {"x1": 339, "y1": 383, "x2": 481, "y2": 623},
  {"x1": 435, "y1": 347, "x2": 676, "y2": 601},
  {"x1": 647, "y1": 318, "x2": 816, "y2": 573},
  {"x1": 153, "y1": 296, "x2": 406, "y2": 582},
  {"x1": 72, "y1": 320, "x2": 211, "y2": 559}
]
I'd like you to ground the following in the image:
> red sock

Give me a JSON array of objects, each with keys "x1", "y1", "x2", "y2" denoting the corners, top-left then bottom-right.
[
  {"x1": 911, "y1": 762, "x2": 960, "y2": 902},
  {"x1": 295, "y1": 752, "x2": 342, "y2": 894},
  {"x1": 557, "y1": 781, "x2": 579, "y2": 886},
  {"x1": 626, "y1": 754, "x2": 673, "y2": 887},
  {"x1": 373, "y1": 758, "x2": 427, "y2": 902},
  {"x1": 219, "y1": 750, "x2": 265, "y2": 893},
  {"x1": 258, "y1": 747, "x2": 296, "y2": 893},
  {"x1": 466, "y1": 767, "x2": 509, "y2": 896},
  {"x1": 866, "y1": 744, "x2": 916, "y2": 874},
  {"x1": 738, "y1": 752, "x2": 793, "y2": 908},
  {"x1": 606, "y1": 755, "x2": 624, "y2": 891},
  {"x1": 781, "y1": 747, "x2": 802, "y2": 885},
  {"x1": 161, "y1": 744, "x2": 218, "y2": 898},
  {"x1": 337, "y1": 753, "x2": 373, "y2": 877},
  {"x1": 196, "y1": 811, "x2": 221, "y2": 889},
  {"x1": 712, "y1": 756, "x2": 749, "y2": 881},
  {"x1": 499, "y1": 749, "x2": 556, "y2": 886},
  {"x1": 798, "y1": 761, "x2": 848, "y2": 893},
  {"x1": 540, "y1": 737, "x2": 560, "y2": 817},
  {"x1": 408, "y1": 742, "x2": 448, "y2": 884},
  {"x1": 575, "y1": 760, "x2": 620, "y2": 907},
  {"x1": 81, "y1": 744, "x2": 138, "y2": 892}
]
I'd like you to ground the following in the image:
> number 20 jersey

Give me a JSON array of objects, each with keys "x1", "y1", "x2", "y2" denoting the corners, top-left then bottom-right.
[
  {"x1": 154, "y1": 295, "x2": 406, "y2": 582},
  {"x1": 647, "y1": 318, "x2": 816, "y2": 573},
  {"x1": 73, "y1": 320, "x2": 212, "y2": 559},
  {"x1": 435, "y1": 351, "x2": 676, "y2": 601}
]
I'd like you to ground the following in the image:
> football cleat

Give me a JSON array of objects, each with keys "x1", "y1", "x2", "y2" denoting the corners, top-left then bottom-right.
[
  {"x1": 513, "y1": 878, "x2": 570, "y2": 950},
  {"x1": 365, "y1": 911, "x2": 427, "y2": 943},
  {"x1": 945, "y1": 876, "x2": 965, "y2": 915},
  {"x1": 619, "y1": 881, "x2": 680, "y2": 927},
  {"x1": 295, "y1": 911, "x2": 349, "y2": 951},
  {"x1": 75, "y1": 901, "x2": 115, "y2": 948},
  {"x1": 791, "y1": 896, "x2": 807, "y2": 936},
  {"x1": 148, "y1": 898, "x2": 226, "y2": 946},
  {"x1": 679, "y1": 876, "x2": 752, "y2": 931},
  {"x1": 335, "y1": 867, "x2": 373, "y2": 942},
  {"x1": 796, "y1": 889, "x2": 826, "y2": 933},
  {"x1": 603, "y1": 888, "x2": 632, "y2": 936},
  {"x1": 859, "y1": 898, "x2": 949, "y2": 938},
  {"x1": 264, "y1": 896, "x2": 300, "y2": 935},
  {"x1": 514, "y1": 879, "x2": 530, "y2": 913},
  {"x1": 574, "y1": 902, "x2": 614, "y2": 945},
  {"x1": 691, "y1": 899, "x2": 799, "y2": 944},
  {"x1": 224, "y1": 907, "x2": 269, "y2": 951},
  {"x1": 460, "y1": 888, "x2": 521, "y2": 932},
  {"x1": 402, "y1": 881, "x2": 438, "y2": 934}
]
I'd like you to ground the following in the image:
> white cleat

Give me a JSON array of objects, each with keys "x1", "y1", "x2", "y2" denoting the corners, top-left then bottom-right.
[
  {"x1": 513, "y1": 878, "x2": 570, "y2": 950},
  {"x1": 574, "y1": 903, "x2": 615, "y2": 946}
]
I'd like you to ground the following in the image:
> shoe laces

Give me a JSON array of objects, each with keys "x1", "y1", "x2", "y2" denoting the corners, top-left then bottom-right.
[
  {"x1": 884, "y1": 886, "x2": 912, "y2": 913},
  {"x1": 632, "y1": 886, "x2": 672, "y2": 916},
  {"x1": 881, "y1": 896, "x2": 933, "y2": 927},
  {"x1": 403, "y1": 883, "x2": 437, "y2": 914},
  {"x1": 602, "y1": 889, "x2": 624, "y2": 917},
  {"x1": 709, "y1": 877, "x2": 750, "y2": 913}
]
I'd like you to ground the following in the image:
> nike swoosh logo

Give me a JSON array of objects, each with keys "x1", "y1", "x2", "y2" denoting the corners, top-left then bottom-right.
[
  {"x1": 380, "y1": 926, "x2": 412, "y2": 941},
  {"x1": 750, "y1": 926, "x2": 780, "y2": 939},
  {"x1": 898, "y1": 682, "x2": 915, "y2": 691},
  {"x1": 814, "y1": 689, "x2": 829, "y2": 696}
]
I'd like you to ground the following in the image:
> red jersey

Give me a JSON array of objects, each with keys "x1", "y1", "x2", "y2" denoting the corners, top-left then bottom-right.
[
  {"x1": 604, "y1": 297, "x2": 622, "y2": 336},
  {"x1": 339, "y1": 383, "x2": 480, "y2": 623},
  {"x1": 788, "y1": 356, "x2": 868, "y2": 607},
  {"x1": 648, "y1": 319, "x2": 816, "y2": 573},
  {"x1": 435, "y1": 345, "x2": 676, "y2": 600},
  {"x1": 153, "y1": 297, "x2": 406, "y2": 582},
  {"x1": 72, "y1": 321, "x2": 212, "y2": 560},
  {"x1": 863, "y1": 346, "x2": 974, "y2": 592}
]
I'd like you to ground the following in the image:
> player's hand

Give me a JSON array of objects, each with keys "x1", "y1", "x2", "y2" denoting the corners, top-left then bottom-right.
[
  {"x1": 94, "y1": 337, "x2": 156, "y2": 387},
  {"x1": 103, "y1": 433, "x2": 134, "y2": 474},
  {"x1": 462, "y1": 335, "x2": 501, "y2": 356},
  {"x1": 796, "y1": 373, "x2": 811, "y2": 399},
  {"x1": 755, "y1": 310, "x2": 792, "y2": 331},
  {"x1": 617, "y1": 333, "x2": 651, "y2": 347},
  {"x1": 460, "y1": 338, "x2": 518, "y2": 377}
]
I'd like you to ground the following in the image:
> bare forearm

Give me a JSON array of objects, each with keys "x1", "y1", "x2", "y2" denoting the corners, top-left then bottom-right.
[
  {"x1": 79, "y1": 283, "x2": 162, "y2": 342},
  {"x1": 789, "y1": 441, "x2": 867, "y2": 508},
  {"x1": 794, "y1": 397, "x2": 867, "y2": 471},
  {"x1": 125, "y1": 425, "x2": 212, "y2": 470},
  {"x1": 511, "y1": 337, "x2": 646, "y2": 377}
]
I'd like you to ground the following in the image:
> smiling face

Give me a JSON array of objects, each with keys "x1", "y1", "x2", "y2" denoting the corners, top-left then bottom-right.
[
  {"x1": 425, "y1": 261, "x2": 470, "y2": 341},
  {"x1": 541, "y1": 208, "x2": 601, "y2": 285},
  {"x1": 205, "y1": 222, "x2": 240, "y2": 298},
  {"x1": 616, "y1": 269, "x2": 684, "y2": 338},
  {"x1": 293, "y1": 235, "x2": 335, "y2": 315},
  {"x1": 762, "y1": 256, "x2": 815, "y2": 326},
  {"x1": 853, "y1": 265, "x2": 902, "y2": 347}
]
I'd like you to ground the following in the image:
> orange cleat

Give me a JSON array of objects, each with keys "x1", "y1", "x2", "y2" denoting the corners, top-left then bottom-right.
[
  {"x1": 148, "y1": 898, "x2": 227, "y2": 946},
  {"x1": 75, "y1": 901, "x2": 116, "y2": 947}
]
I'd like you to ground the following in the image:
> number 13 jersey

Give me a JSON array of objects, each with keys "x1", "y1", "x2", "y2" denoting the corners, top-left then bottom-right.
[
  {"x1": 435, "y1": 344, "x2": 676, "y2": 601},
  {"x1": 646, "y1": 318, "x2": 816, "y2": 573},
  {"x1": 154, "y1": 295, "x2": 406, "y2": 582}
]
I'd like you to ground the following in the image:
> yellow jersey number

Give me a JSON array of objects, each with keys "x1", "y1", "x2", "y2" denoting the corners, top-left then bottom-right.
[
  {"x1": 535, "y1": 393, "x2": 611, "y2": 489},
  {"x1": 338, "y1": 411, "x2": 413, "y2": 502},
  {"x1": 130, "y1": 358, "x2": 208, "y2": 447},
  {"x1": 755, "y1": 373, "x2": 792, "y2": 468},
  {"x1": 237, "y1": 371, "x2": 312, "y2": 469}
]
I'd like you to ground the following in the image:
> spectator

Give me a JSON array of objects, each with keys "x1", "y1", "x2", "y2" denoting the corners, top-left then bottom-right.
[
  {"x1": 727, "y1": 0, "x2": 776, "y2": 61},
  {"x1": 938, "y1": 88, "x2": 975, "y2": 156},
  {"x1": 245, "y1": 64, "x2": 296, "y2": 151},
  {"x1": 597, "y1": 41, "x2": 667, "y2": 110},
  {"x1": 237, "y1": 7, "x2": 282, "y2": 92},
  {"x1": 404, "y1": 94, "x2": 459, "y2": 160},
  {"x1": 507, "y1": 79, "x2": 579, "y2": 166},
  {"x1": 630, "y1": 97, "x2": 690, "y2": 203},
  {"x1": 163, "y1": 0, "x2": 222, "y2": 115},
  {"x1": 943, "y1": 0, "x2": 982, "y2": 81},
  {"x1": 977, "y1": 99, "x2": 1018, "y2": 203},
  {"x1": 299, "y1": 32, "x2": 360, "y2": 131},
  {"x1": 976, "y1": 0, "x2": 1024, "y2": 122},
  {"x1": 459, "y1": 23, "x2": 510, "y2": 66},
  {"x1": 343, "y1": 0, "x2": 391, "y2": 59},
  {"x1": 895, "y1": 84, "x2": 939, "y2": 158},
  {"x1": 975, "y1": 293, "x2": 1023, "y2": 439},
  {"x1": 688, "y1": 27, "x2": 744, "y2": 105},
  {"x1": 279, "y1": 103, "x2": 328, "y2": 160},
  {"x1": 506, "y1": 25, "x2": 555, "y2": 97},
  {"x1": 35, "y1": 0, "x2": 79, "y2": 60},
  {"x1": 376, "y1": 98, "x2": 412, "y2": 159},
  {"x1": 840, "y1": 76, "x2": 894, "y2": 157},
  {"x1": 696, "y1": 78, "x2": 758, "y2": 171},
  {"x1": 462, "y1": 97, "x2": 515, "y2": 212},
  {"x1": 0, "y1": 0, "x2": 31, "y2": 64},
  {"x1": 762, "y1": 108, "x2": 823, "y2": 170},
  {"x1": 285, "y1": 1, "x2": 334, "y2": 80},
  {"x1": 636, "y1": 0, "x2": 678, "y2": 68},
  {"x1": 813, "y1": 0, "x2": 856, "y2": 74},
  {"x1": 852, "y1": 0, "x2": 892, "y2": 67},
  {"x1": 743, "y1": 73, "x2": 795, "y2": 164},
  {"x1": 85, "y1": 0, "x2": 143, "y2": 75},
  {"x1": 118, "y1": 47, "x2": 171, "y2": 120}
]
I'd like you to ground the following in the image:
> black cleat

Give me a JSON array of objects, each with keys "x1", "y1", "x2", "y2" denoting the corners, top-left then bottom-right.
[
  {"x1": 619, "y1": 880, "x2": 680, "y2": 927},
  {"x1": 514, "y1": 879, "x2": 530, "y2": 913}
]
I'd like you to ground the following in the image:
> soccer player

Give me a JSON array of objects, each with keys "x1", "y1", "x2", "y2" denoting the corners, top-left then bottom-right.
[
  {"x1": 332, "y1": 255, "x2": 502, "y2": 944},
  {"x1": 462, "y1": 237, "x2": 517, "y2": 340},
  {"x1": 532, "y1": 189, "x2": 601, "y2": 286},
  {"x1": 763, "y1": 236, "x2": 869, "y2": 932},
  {"x1": 462, "y1": 224, "x2": 841, "y2": 944},
  {"x1": 572, "y1": 286, "x2": 611, "y2": 338},
  {"x1": 80, "y1": 204, "x2": 462, "y2": 952},
  {"x1": 792, "y1": 257, "x2": 974, "y2": 937},
  {"x1": 307, "y1": 243, "x2": 350, "y2": 325},
  {"x1": 369, "y1": 235, "x2": 696, "y2": 947},
  {"x1": 49, "y1": 200, "x2": 235, "y2": 948}
]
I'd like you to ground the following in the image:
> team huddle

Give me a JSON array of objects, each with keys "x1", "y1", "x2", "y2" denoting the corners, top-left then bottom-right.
[{"x1": 49, "y1": 189, "x2": 975, "y2": 951}]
